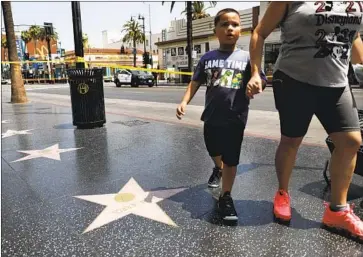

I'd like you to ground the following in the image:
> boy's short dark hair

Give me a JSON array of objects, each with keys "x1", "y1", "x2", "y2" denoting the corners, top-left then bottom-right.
[{"x1": 214, "y1": 8, "x2": 240, "y2": 27}]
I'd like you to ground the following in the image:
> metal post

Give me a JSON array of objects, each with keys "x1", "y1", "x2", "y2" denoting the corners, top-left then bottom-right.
[
  {"x1": 149, "y1": 4, "x2": 152, "y2": 67},
  {"x1": 186, "y1": 1, "x2": 193, "y2": 73},
  {"x1": 142, "y1": 17, "x2": 146, "y2": 53},
  {"x1": 148, "y1": 4, "x2": 152, "y2": 53},
  {"x1": 46, "y1": 38, "x2": 51, "y2": 61},
  {"x1": 71, "y1": 1, "x2": 84, "y2": 69},
  {"x1": 46, "y1": 38, "x2": 52, "y2": 81}
]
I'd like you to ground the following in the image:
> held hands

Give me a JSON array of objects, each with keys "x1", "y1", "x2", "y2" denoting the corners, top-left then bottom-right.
[
  {"x1": 246, "y1": 73, "x2": 263, "y2": 99},
  {"x1": 176, "y1": 101, "x2": 187, "y2": 120}
]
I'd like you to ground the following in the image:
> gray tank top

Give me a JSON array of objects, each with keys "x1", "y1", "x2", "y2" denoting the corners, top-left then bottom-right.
[{"x1": 274, "y1": 1, "x2": 363, "y2": 87}]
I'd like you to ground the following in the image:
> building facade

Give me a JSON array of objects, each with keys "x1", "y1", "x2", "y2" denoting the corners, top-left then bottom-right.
[{"x1": 64, "y1": 47, "x2": 158, "y2": 81}]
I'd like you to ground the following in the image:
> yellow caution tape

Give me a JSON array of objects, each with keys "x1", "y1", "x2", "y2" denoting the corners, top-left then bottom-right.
[
  {"x1": 1, "y1": 59, "x2": 194, "y2": 76},
  {"x1": 1, "y1": 59, "x2": 273, "y2": 79}
]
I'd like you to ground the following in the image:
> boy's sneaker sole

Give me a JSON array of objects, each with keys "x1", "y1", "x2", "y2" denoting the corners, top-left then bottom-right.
[
  {"x1": 208, "y1": 182, "x2": 220, "y2": 188},
  {"x1": 322, "y1": 223, "x2": 363, "y2": 243},
  {"x1": 217, "y1": 198, "x2": 238, "y2": 222}
]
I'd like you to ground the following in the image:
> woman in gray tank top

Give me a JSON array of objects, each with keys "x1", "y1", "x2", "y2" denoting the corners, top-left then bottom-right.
[{"x1": 247, "y1": 1, "x2": 363, "y2": 240}]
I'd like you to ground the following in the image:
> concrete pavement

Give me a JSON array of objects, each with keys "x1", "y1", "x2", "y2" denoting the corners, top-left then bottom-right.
[{"x1": 1, "y1": 86, "x2": 363, "y2": 256}]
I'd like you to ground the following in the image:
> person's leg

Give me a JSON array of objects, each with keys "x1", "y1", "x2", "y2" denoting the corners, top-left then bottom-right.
[
  {"x1": 211, "y1": 156, "x2": 223, "y2": 170},
  {"x1": 271, "y1": 71, "x2": 316, "y2": 221},
  {"x1": 316, "y1": 85, "x2": 363, "y2": 239},
  {"x1": 221, "y1": 164, "x2": 237, "y2": 195},
  {"x1": 203, "y1": 123, "x2": 223, "y2": 188},
  {"x1": 275, "y1": 135, "x2": 303, "y2": 192},
  {"x1": 328, "y1": 131, "x2": 361, "y2": 206},
  {"x1": 316, "y1": 85, "x2": 362, "y2": 207},
  {"x1": 217, "y1": 124, "x2": 244, "y2": 221}
]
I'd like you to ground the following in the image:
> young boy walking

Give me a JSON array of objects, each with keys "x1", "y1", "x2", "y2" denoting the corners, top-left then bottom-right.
[{"x1": 176, "y1": 8, "x2": 267, "y2": 220}]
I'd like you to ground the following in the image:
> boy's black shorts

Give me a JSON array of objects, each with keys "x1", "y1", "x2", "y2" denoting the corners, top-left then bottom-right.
[
  {"x1": 203, "y1": 123, "x2": 245, "y2": 167},
  {"x1": 272, "y1": 70, "x2": 360, "y2": 138}
]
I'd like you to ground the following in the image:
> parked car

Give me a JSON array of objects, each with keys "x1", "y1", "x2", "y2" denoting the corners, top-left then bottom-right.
[{"x1": 114, "y1": 69, "x2": 155, "y2": 87}]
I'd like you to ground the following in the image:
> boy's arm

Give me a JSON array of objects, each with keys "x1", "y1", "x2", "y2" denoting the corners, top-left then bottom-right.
[
  {"x1": 176, "y1": 80, "x2": 201, "y2": 120},
  {"x1": 176, "y1": 57, "x2": 206, "y2": 119},
  {"x1": 180, "y1": 80, "x2": 201, "y2": 105}
]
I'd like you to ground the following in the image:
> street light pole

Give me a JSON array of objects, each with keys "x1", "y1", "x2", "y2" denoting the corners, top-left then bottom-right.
[
  {"x1": 138, "y1": 14, "x2": 146, "y2": 54},
  {"x1": 148, "y1": 4, "x2": 152, "y2": 54},
  {"x1": 71, "y1": 1, "x2": 84, "y2": 69}
]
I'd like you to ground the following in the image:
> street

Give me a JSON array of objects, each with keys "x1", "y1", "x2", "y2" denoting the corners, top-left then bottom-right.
[
  {"x1": 3, "y1": 83, "x2": 362, "y2": 146},
  {"x1": 16, "y1": 82, "x2": 363, "y2": 111}
]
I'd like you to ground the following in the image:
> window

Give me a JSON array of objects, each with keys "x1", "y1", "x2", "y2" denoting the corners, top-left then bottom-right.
[
  {"x1": 178, "y1": 47, "x2": 184, "y2": 56},
  {"x1": 171, "y1": 48, "x2": 176, "y2": 56},
  {"x1": 205, "y1": 42, "x2": 210, "y2": 52},
  {"x1": 194, "y1": 44, "x2": 201, "y2": 54}
]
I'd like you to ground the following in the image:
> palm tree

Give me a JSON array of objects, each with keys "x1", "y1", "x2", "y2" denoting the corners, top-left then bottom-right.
[
  {"x1": 1, "y1": 37, "x2": 8, "y2": 59},
  {"x1": 20, "y1": 30, "x2": 32, "y2": 56},
  {"x1": 162, "y1": 1, "x2": 216, "y2": 73},
  {"x1": 1, "y1": 1, "x2": 27, "y2": 103},
  {"x1": 28, "y1": 25, "x2": 42, "y2": 57},
  {"x1": 121, "y1": 19, "x2": 145, "y2": 67},
  {"x1": 181, "y1": 1, "x2": 217, "y2": 20},
  {"x1": 82, "y1": 33, "x2": 89, "y2": 49},
  {"x1": 39, "y1": 28, "x2": 58, "y2": 61}
]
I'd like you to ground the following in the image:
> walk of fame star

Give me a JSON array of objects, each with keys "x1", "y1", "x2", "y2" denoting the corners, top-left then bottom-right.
[
  {"x1": 74, "y1": 178, "x2": 187, "y2": 233},
  {"x1": 2, "y1": 129, "x2": 33, "y2": 138},
  {"x1": 11, "y1": 143, "x2": 82, "y2": 163}
]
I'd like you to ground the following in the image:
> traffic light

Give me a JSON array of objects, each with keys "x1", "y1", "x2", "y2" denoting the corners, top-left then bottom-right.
[
  {"x1": 143, "y1": 52, "x2": 150, "y2": 66},
  {"x1": 121, "y1": 45, "x2": 125, "y2": 54},
  {"x1": 44, "y1": 22, "x2": 54, "y2": 35}
]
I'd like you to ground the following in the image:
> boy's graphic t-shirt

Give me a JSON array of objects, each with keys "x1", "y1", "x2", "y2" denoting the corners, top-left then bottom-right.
[{"x1": 192, "y1": 49, "x2": 267, "y2": 126}]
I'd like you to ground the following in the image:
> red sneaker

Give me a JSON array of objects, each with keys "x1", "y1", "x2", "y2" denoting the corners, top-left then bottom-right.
[
  {"x1": 322, "y1": 202, "x2": 363, "y2": 241},
  {"x1": 273, "y1": 189, "x2": 291, "y2": 222}
]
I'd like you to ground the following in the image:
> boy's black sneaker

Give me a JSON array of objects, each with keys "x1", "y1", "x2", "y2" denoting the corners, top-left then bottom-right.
[
  {"x1": 218, "y1": 191, "x2": 238, "y2": 221},
  {"x1": 208, "y1": 167, "x2": 222, "y2": 188}
]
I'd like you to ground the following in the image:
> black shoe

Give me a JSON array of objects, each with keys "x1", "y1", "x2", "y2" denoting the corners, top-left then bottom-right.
[
  {"x1": 218, "y1": 192, "x2": 238, "y2": 221},
  {"x1": 208, "y1": 167, "x2": 221, "y2": 188}
]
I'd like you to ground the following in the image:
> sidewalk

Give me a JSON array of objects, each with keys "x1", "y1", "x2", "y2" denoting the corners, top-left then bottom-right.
[{"x1": 1, "y1": 96, "x2": 363, "y2": 256}]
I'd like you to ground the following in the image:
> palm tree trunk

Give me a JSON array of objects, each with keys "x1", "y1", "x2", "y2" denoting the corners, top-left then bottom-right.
[
  {"x1": 186, "y1": 1, "x2": 193, "y2": 73},
  {"x1": 2, "y1": 1, "x2": 27, "y2": 103},
  {"x1": 133, "y1": 40, "x2": 136, "y2": 67}
]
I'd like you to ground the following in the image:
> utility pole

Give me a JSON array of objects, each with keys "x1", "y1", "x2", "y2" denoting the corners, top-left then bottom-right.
[
  {"x1": 148, "y1": 4, "x2": 152, "y2": 67},
  {"x1": 44, "y1": 22, "x2": 53, "y2": 81},
  {"x1": 138, "y1": 14, "x2": 146, "y2": 54},
  {"x1": 186, "y1": 1, "x2": 193, "y2": 73},
  {"x1": 71, "y1": 1, "x2": 84, "y2": 69},
  {"x1": 148, "y1": 4, "x2": 152, "y2": 53}
]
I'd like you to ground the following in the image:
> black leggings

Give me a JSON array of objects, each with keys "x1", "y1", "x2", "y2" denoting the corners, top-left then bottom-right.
[{"x1": 272, "y1": 70, "x2": 360, "y2": 138}]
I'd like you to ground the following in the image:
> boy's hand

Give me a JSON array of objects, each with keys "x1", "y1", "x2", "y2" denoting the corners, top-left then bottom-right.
[
  {"x1": 246, "y1": 74, "x2": 263, "y2": 99},
  {"x1": 176, "y1": 101, "x2": 187, "y2": 120}
]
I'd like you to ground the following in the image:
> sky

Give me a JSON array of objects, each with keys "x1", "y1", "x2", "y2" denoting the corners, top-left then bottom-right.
[{"x1": 2, "y1": 1, "x2": 259, "y2": 51}]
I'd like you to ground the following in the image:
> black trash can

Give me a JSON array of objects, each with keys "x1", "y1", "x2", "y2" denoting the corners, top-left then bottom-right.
[{"x1": 67, "y1": 68, "x2": 106, "y2": 128}]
